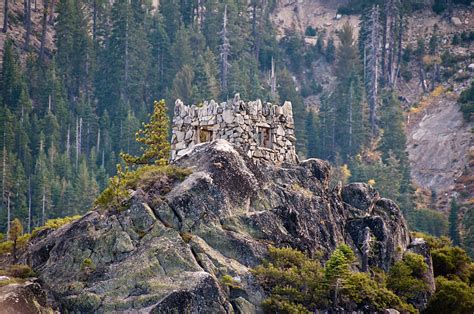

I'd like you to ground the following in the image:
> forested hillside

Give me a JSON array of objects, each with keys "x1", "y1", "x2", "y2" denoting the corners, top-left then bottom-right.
[{"x1": 0, "y1": 0, "x2": 472, "y2": 255}]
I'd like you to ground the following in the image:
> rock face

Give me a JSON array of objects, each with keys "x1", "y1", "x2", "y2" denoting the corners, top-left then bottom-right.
[
  {"x1": 25, "y1": 140, "x2": 413, "y2": 312},
  {"x1": 407, "y1": 99, "x2": 472, "y2": 194}
]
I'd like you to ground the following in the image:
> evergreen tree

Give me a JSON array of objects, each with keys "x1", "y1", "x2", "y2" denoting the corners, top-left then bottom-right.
[
  {"x1": 305, "y1": 111, "x2": 318, "y2": 158},
  {"x1": 326, "y1": 37, "x2": 336, "y2": 63},
  {"x1": 8, "y1": 218, "x2": 23, "y2": 262},
  {"x1": 172, "y1": 65, "x2": 195, "y2": 105},
  {"x1": 278, "y1": 69, "x2": 307, "y2": 157},
  {"x1": 121, "y1": 100, "x2": 171, "y2": 166},
  {"x1": 449, "y1": 198, "x2": 461, "y2": 246}
]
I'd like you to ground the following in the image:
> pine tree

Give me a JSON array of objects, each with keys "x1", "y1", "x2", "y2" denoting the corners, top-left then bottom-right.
[
  {"x1": 148, "y1": 15, "x2": 171, "y2": 100},
  {"x1": 278, "y1": 69, "x2": 307, "y2": 157},
  {"x1": 172, "y1": 65, "x2": 195, "y2": 105},
  {"x1": 8, "y1": 218, "x2": 23, "y2": 262},
  {"x1": 160, "y1": 0, "x2": 181, "y2": 41},
  {"x1": 363, "y1": 5, "x2": 382, "y2": 138},
  {"x1": 449, "y1": 198, "x2": 461, "y2": 246},
  {"x1": 56, "y1": 0, "x2": 91, "y2": 100},
  {"x1": 121, "y1": 100, "x2": 171, "y2": 166},
  {"x1": 1, "y1": 39, "x2": 24, "y2": 111},
  {"x1": 305, "y1": 111, "x2": 318, "y2": 158},
  {"x1": 378, "y1": 91, "x2": 414, "y2": 215},
  {"x1": 326, "y1": 37, "x2": 336, "y2": 63}
]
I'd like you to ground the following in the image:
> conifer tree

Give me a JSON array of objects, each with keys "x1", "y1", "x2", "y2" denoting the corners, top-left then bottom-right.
[
  {"x1": 172, "y1": 65, "x2": 195, "y2": 105},
  {"x1": 326, "y1": 37, "x2": 336, "y2": 63},
  {"x1": 278, "y1": 69, "x2": 307, "y2": 156},
  {"x1": 121, "y1": 100, "x2": 170, "y2": 166},
  {"x1": 8, "y1": 218, "x2": 23, "y2": 262},
  {"x1": 449, "y1": 198, "x2": 460, "y2": 246}
]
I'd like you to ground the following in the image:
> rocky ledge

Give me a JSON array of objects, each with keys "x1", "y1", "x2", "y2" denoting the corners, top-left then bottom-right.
[{"x1": 24, "y1": 140, "x2": 416, "y2": 312}]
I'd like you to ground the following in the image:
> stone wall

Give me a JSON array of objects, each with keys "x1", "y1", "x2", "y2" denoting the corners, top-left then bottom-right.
[{"x1": 170, "y1": 94, "x2": 297, "y2": 164}]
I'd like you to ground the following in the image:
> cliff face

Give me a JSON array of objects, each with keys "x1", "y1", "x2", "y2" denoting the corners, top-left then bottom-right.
[{"x1": 25, "y1": 140, "x2": 412, "y2": 312}]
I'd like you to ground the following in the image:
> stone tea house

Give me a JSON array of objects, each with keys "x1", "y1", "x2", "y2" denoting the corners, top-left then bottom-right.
[{"x1": 170, "y1": 94, "x2": 297, "y2": 164}]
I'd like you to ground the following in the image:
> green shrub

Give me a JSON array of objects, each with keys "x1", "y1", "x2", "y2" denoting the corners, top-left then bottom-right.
[
  {"x1": 31, "y1": 215, "x2": 82, "y2": 238},
  {"x1": 0, "y1": 278, "x2": 20, "y2": 287},
  {"x1": 81, "y1": 258, "x2": 96, "y2": 272},
  {"x1": 458, "y1": 81, "x2": 474, "y2": 121},
  {"x1": 95, "y1": 165, "x2": 191, "y2": 211},
  {"x1": 305, "y1": 26, "x2": 317, "y2": 37},
  {"x1": 0, "y1": 264, "x2": 35, "y2": 278},
  {"x1": 180, "y1": 232, "x2": 193, "y2": 243},
  {"x1": 344, "y1": 272, "x2": 416, "y2": 313},
  {"x1": 425, "y1": 276, "x2": 474, "y2": 314},
  {"x1": 252, "y1": 246, "x2": 328, "y2": 311},
  {"x1": 387, "y1": 252, "x2": 429, "y2": 301},
  {"x1": 411, "y1": 208, "x2": 449, "y2": 236},
  {"x1": 253, "y1": 245, "x2": 413, "y2": 312},
  {"x1": 221, "y1": 274, "x2": 241, "y2": 289},
  {"x1": 431, "y1": 246, "x2": 472, "y2": 282},
  {"x1": 432, "y1": 0, "x2": 447, "y2": 14},
  {"x1": 0, "y1": 241, "x2": 13, "y2": 255}
]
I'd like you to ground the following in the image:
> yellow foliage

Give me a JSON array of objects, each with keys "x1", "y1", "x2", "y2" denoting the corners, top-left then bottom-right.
[
  {"x1": 95, "y1": 165, "x2": 192, "y2": 211},
  {"x1": 368, "y1": 179, "x2": 376, "y2": 186},
  {"x1": 422, "y1": 55, "x2": 441, "y2": 66},
  {"x1": 31, "y1": 215, "x2": 82, "y2": 238},
  {"x1": 340, "y1": 164, "x2": 351, "y2": 183},
  {"x1": 431, "y1": 85, "x2": 444, "y2": 97},
  {"x1": 0, "y1": 241, "x2": 13, "y2": 255}
]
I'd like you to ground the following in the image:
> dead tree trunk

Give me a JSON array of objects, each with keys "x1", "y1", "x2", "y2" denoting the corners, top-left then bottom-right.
[
  {"x1": 24, "y1": 0, "x2": 32, "y2": 51},
  {"x1": 365, "y1": 5, "x2": 382, "y2": 138},
  {"x1": 39, "y1": 0, "x2": 50, "y2": 61},
  {"x1": 219, "y1": 5, "x2": 231, "y2": 98},
  {"x1": 2, "y1": 0, "x2": 9, "y2": 33}
]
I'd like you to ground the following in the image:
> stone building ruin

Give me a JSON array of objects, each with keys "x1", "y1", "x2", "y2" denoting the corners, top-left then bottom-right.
[{"x1": 170, "y1": 94, "x2": 297, "y2": 164}]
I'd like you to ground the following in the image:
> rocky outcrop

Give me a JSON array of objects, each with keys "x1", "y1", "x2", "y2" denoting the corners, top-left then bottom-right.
[
  {"x1": 406, "y1": 238, "x2": 436, "y2": 310},
  {"x1": 24, "y1": 140, "x2": 413, "y2": 312}
]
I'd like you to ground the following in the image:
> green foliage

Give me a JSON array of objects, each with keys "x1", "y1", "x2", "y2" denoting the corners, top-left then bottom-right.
[
  {"x1": 81, "y1": 258, "x2": 96, "y2": 272},
  {"x1": 431, "y1": 246, "x2": 473, "y2": 283},
  {"x1": 253, "y1": 245, "x2": 413, "y2": 312},
  {"x1": 305, "y1": 26, "x2": 317, "y2": 37},
  {"x1": 325, "y1": 37, "x2": 335, "y2": 63},
  {"x1": 432, "y1": 0, "x2": 447, "y2": 14},
  {"x1": 121, "y1": 100, "x2": 171, "y2": 166},
  {"x1": 95, "y1": 165, "x2": 191, "y2": 211},
  {"x1": 0, "y1": 264, "x2": 36, "y2": 279},
  {"x1": 344, "y1": 272, "x2": 416, "y2": 313},
  {"x1": 459, "y1": 81, "x2": 474, "y2": 122},
  {"x1": 31, "y1": 215, "x2": 82, "y2": 238},
  {"x1": 411, "y1": 208, "x2": 449, "y2": 236},
  {"x1": 387, "y1": 252, "x2": 429, "y2": 301},
  {"x1": 425, "y1": 276, "x2": 474, "y2": 314},
  {"x1": 221, "y1": 274, "x2": 241, "y2": 289},
  {"x1": 0, "y1": 240, "x2": 13, "y2": 255},
  {"x1": 252, "y1": 246, "x2": 328, "y2": 311},
  {"x1": 449, "y1": 198, "x2": 461, "y2": 245},
  {"x1": 324, "y1": 245, "x2": 353, "y2": 282},
  {"x1": 8, "y1": 218, "x2": 23, "y2": 244}
]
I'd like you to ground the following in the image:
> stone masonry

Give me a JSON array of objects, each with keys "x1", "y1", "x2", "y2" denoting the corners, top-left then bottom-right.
[{"x1": 170, "y1": 94, "x2": 297, "y2": 164}]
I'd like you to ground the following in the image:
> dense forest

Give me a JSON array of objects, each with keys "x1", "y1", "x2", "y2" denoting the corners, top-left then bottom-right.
[{"x1": 0, "y1": 0, "x2": 472, "y2": 253}]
